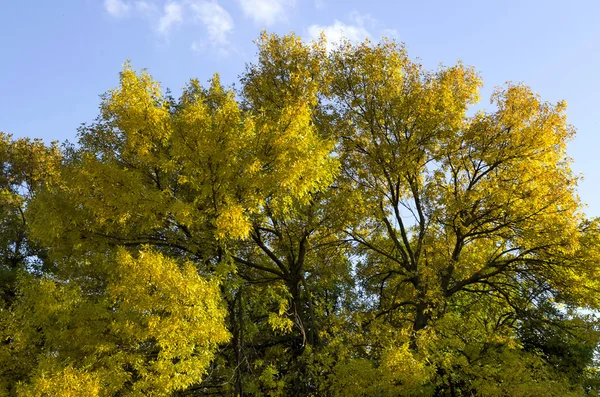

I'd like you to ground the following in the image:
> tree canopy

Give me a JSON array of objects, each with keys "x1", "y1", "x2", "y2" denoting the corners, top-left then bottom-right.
[{"x1": 1, "y1": 32, "x2": 599, "y2": 396}]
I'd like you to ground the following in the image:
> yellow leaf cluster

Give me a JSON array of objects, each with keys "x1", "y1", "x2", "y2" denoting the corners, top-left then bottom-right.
[{"x1": 1, "y1": 248, "x2": 229, "y2": 396}]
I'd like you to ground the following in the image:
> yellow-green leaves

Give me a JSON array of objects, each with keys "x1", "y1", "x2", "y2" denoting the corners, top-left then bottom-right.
[
  {"x1": 0, "y1": 132, "x2": 61, "y2": 305},
  {"x1": 102, "y1": 62, "x2": 171, "y2": 162},
  {"x1": 33, "y1": 52, "x2": 338, "y2": 254},
  {"x1": 17, "y1": 366, "x2": 102, "y2": 397},
  {"x1": 3, "y1": 248, "x2": 229, "y2": 396},
  {"x1": 322, "y1": 34, "x2": 595, "y2": 396},
  {"x1": 243, "y1": 32, "x2": 338, "y2": 214},
  {"x1": 2, "y1": 32, "x2": 599, "y2": 396}
]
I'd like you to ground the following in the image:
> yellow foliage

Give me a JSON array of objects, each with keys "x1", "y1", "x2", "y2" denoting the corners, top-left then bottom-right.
[
  {"x1": 2, "y1": 32, "x2": 599, "y2": 396},
  {"x1": 16, "y1": 366, "x2": 101, "y2": 397},
  {"x1": 1, "y1": 248, "x2": 229, "y2": 396}
]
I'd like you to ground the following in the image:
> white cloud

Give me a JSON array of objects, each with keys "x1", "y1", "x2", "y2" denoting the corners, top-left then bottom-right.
[
  {"x1": 158, "y1": 2, "x2": 184, "y2": 34},
  {"x1": 307, "y1": 20, "x2": 370, "y2": 51},
  {"x1": 306, "y1": 12, "x2": 395, "y2": 52},
  {"x1": 191, "y1": 1, "x2": 234, "y2": 44},
  {"x1": 104, "y1": 0, "x2": 236, "y2": 53},
  {"x1": 238, "y1": 0, "x2": 292, "y2": 26},
  {"x1": 104, "y1": 0, "x2": 158, "y2": 18},
  {"x1": 134, "y1": 1, "x2": 158, "y2": 15},
  {"x1": 381, "y1": 28, "x2": 399, "y2": 39},
  {"x1": 104, "y1": 0, "x2": 130, "y2": 17},
  {"x1": 190, "y1": 41, "x2": 205, "y2": 51}
]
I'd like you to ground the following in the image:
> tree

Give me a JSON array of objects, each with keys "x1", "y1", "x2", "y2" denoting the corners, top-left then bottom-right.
[
  {"x1": 1, "y1": 33, "x2": 599, "y2": 396},
  {"x1": 18, "y1": 36, "x2": 339, "y2": 396},
  {"x1": 0, "y1": 133, "x2": 60, "y2": 304},
  {"x1": 0, "y1": 133, "x2": 62, "y2": 395},
  {"x1": 326, "y1": 38, "x2": 600, "y2": 395},
  {"x1": 3, "y1": 248, "x2": 229, "y2": 397}
]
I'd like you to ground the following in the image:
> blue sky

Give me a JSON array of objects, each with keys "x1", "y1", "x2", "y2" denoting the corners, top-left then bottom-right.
[{"x1": 1, "y1": 0, "x2": 599, "y2": 215}]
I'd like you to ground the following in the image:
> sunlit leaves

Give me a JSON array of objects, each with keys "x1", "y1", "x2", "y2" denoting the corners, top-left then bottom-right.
[
  {"x1": 1, "y1": 32, "x2": 599, "y2": 396},
  {"x1": 3, "y1": 248, "x2": 229, "y2": 396}
]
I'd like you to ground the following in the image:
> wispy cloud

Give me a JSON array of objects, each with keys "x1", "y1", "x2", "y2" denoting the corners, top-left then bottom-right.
[
  {"x1": 307, "y1": 18, "x2": 370, "y2": 51},
  {"x1": 381, "y1": 28, "x2": 399, "y2": 39},
  {"x1": 191, "y1": 1, "x2": 234, "y2": 44},
  {"x1": 133, "y1": 0, "x2": 158, "y2": 15},
  {"x1": 157, "y1": 2, "x2": 184, "y2": 35},
  {"x1": 104, "y1": 0, "x2": 131, "y2": 17},
  {"x1": 306, "y1": 12, "x2": 394, "y2": 51},
  {"x1": 103, "y1": 0, "x2": 236, "y2": 54},
  {"x1": 238, "y1": 0, "x2": 293, "y2": 26},
  {"x1": 190, "y1": 41, "x2": 205, "y2": 52},
  {"x1": 104, "y1": 0, "x2": 161, "y2": 20}
]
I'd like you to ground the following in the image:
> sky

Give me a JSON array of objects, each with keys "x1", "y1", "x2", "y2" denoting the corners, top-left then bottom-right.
[{"x1": 1, "y1": 0, "x2": 599, "y2": 215}]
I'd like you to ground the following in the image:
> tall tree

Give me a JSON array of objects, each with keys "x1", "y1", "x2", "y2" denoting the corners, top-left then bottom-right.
[
  {"x1": 1, "y1": 33, "x2": 599, "y2": 396},
  {"x1": 326, "y1": 38, "x2": 600, "y2": 395}
]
